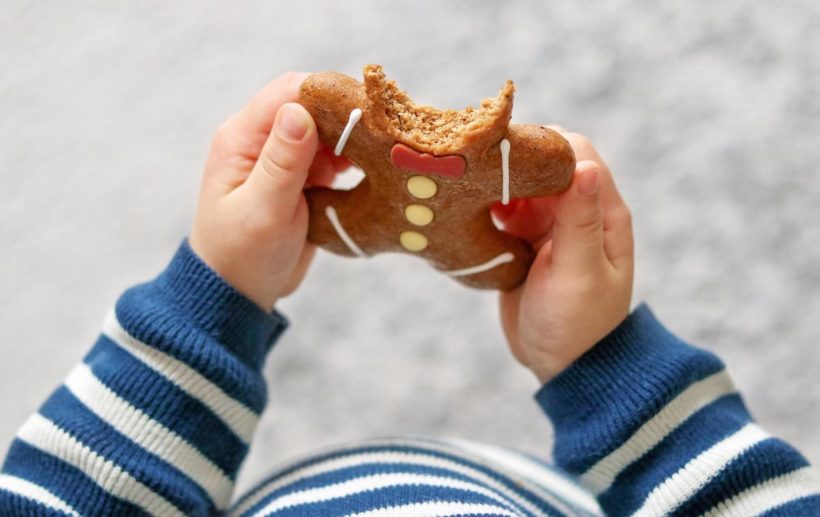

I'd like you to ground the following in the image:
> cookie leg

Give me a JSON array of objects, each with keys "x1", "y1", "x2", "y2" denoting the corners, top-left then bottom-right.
[
  {"x1": 434, "y1": 223, "x2": 535, "y2": 291},
  {"x1": 305, "y1": 187, "x2": 369, "y2": 258}
]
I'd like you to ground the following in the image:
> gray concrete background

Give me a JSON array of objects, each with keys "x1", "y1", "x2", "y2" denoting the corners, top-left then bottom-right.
[{"x1": 1, "y1": 1, "x2": 818, "y2": 495}]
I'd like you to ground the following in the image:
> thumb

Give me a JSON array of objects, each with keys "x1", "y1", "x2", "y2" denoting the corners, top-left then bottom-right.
[
  {"x1": 243, "y1": 102, "x2": 318, "y2": 216},
  {"x1": 550, "y1": 160, "x2": 606, "y2": 271}
]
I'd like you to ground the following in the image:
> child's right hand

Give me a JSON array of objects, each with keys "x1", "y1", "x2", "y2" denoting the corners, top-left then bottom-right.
[{"x1": 493, "y1": 129, "x2": 635, "y2": 384}]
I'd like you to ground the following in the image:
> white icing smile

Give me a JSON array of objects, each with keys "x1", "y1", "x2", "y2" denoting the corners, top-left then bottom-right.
[{"x1": 445, "y1": 252, "x2": 515, "y2": 277}]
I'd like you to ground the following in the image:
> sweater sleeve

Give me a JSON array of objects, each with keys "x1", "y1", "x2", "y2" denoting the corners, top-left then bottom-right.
[
  {"x1": 0, "y1": 240, "x2": 287, "y2": 516},
  {"x1": 535, "y1": 303, "x2": 820, "y2": 516}
]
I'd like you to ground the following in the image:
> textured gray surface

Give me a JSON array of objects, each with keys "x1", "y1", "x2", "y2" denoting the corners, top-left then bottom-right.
[{"x1": 1, "y1": 1, "x2": 818, "y2": 496}]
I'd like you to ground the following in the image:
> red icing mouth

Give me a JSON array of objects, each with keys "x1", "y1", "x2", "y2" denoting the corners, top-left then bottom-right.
[{"x1": 390, "y1": 143, "x2": 466, "y2": 179}]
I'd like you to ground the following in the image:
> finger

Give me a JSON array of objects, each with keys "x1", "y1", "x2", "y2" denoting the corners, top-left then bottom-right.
[
  {"x1": 550, "y1": 160, "x2": 607, "y2": 272},
  {"x1": 307, "y1": 147, "x2": 338, "y2": 188},
  {"x1": 240, "y1": 102, "x2": 318, "y2": 217},
  {"x1": 546, "y1": 126, "x2": 633, "y2": 267},
  {"x1": 561, "y1": 134, "x2": 632, "y2": 268},
  {"x1": 546, "y1": 125, "x2": 604, "y2": 164},
  {"x1": 208, "y1": 72, "x2": 309, "y2": 179},
  {"x1": 547, "y1": 127, "x2": 627, "y2": 215},
  {"x1": 498, "y1": 286, "x2": 526, "y2": 364},
  {"x1": 587, "y1": 163, "x2": 631, "y2": 267},
  {"x1": 602, "y1": 181, "x2": 634, "y2": 270}
]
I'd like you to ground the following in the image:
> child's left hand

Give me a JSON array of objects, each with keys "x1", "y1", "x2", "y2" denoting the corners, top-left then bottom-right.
[{"x1": 190, "y1": 72, "x2": 348, "y2": 311}]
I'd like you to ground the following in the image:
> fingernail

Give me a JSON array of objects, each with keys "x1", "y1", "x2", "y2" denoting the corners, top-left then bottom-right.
[
  {"x1": 577, "y1": 167, "x2": 599, "y2": 196},
  {"x1": 276, "y1": 104, "x2": 309, "y2": 142}
]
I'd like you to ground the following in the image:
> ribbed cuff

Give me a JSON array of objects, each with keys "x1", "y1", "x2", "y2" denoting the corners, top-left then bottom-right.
[
  {"x1": 535, "y1": 303, "x2": 725, "y2": 471},
  {"x1": 149, "y1": 239, "x2": 289, "y2": 369}
]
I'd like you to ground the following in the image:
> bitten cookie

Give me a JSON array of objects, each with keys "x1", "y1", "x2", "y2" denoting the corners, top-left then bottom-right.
[{"x1": 300, "y1": 65, "x2": 575, "y2": 290}]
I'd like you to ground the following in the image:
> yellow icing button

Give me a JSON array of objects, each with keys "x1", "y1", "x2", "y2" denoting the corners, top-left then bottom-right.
[
  {"x1": 404, "y1": 204, "x2": 434, "y2": 226},
  {"x1": 406, "y1": 175, "x2": 437, "y2": 199},
  {"x1": 399, "y1": 231, "x2": 428, "y2": 252}
]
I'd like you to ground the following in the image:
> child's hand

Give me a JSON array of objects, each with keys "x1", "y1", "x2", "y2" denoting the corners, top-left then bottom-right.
[
  {"x1": 493, "y1": 129, "x2": 634, "y2": 383},
  {"x1": 189, "y1": 72, "x2": 348, "y2": 310}
]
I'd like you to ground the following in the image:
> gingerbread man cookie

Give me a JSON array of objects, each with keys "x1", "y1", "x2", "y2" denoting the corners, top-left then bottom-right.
[{"x1": 301, "y1": 65, "x2": 575, "y2": 290}]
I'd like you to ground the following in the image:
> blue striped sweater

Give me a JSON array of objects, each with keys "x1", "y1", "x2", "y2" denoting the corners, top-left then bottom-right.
[{"x1": 1, "y1": 241, "x2": 818, "y2": 516}]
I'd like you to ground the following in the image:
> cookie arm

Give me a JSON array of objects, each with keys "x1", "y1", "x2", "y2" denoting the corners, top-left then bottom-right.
[
  {"x1": 299, "y1": 72, "x2": 372, "y2": 165},
  {"x1": 504, "y1": 124, "x2": 576, "y2": 200}
]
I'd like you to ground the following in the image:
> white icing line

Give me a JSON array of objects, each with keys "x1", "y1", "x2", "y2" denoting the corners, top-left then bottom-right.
[
  {"x1": 334, "y1": 108, "x2": 363, "y2": 156},
  {"x1": 500, "y1": 138, "x2": 511, "y2": 205},
  {"x1": 445, "y1": 252, "x2": 515, "y2": 277},
  {"x1": 325, "y1": 206, "x2": 367, "y2": 258}
]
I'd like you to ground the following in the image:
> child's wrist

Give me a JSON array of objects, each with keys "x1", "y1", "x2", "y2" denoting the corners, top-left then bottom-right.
[
  {"x1": 528, "y1": 354, "x2": 585, "y2": 385},
  {"x1": 119, "y1": 239, "x2": 288, "y2": 367},
  {"x1": 188, "y1": 231, "x2": 283, "y2": 311}
]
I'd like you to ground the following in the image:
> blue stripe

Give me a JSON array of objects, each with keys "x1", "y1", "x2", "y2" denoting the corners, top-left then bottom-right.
[
  {"x1": 0, "y1": 489, "x2": 74, "y2": 517},
  {"x1": 672, "y1": 440, "x2": 812, "y2": 517},
  {"x1": 116, "y1": 282, "x2": 268, "y2": 413},
  {"x1": 2, "y1": 440, "x2": 141, "y2": 516},
  {"x1": 85, "y1": 335, "x2": 246, "y2": 475},
  {"x1": 241, "y1": 462, "x2": 520, "y2": 515},
  {"x1": 600, "y1": 393, "x2": 748, "y2": 515},
  {"x1": 760, "y1": 494, "x2": 820, "y2": 516},
  {"x1": 39, "y1": 387, "x2": 208, "y2": 515},
  {"x1": 272, "y1": 484, "x2": 515, "y2": 517},
  {"x1": 233, "y1": 443, "x2": 559, "y2": 516}
]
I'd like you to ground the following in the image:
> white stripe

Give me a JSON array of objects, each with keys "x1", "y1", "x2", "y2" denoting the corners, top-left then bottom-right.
[
  {"x1": 500, "y1": 138, "x2": 511, "y2": 204},
  {"x1": 582, "y1": 370, "x2": 736, "y2": 494},
  {"x1": 229, "y1": 450, "x2": 539, "y2": 516},
  {"x1": 369, "y1": 437, "x2": 568, "y2": 514},
  {"x1": 16, "y1": 413, "x2": 184, "y2": 517},
  {"x1": 334, "y1": 108, "x2": 362, "y2": 156},
  {"x1": 703, "y1": 466, "x2": 820, "y2": 517},
  {"x1": 64, "y1": 363, "x2": 233, "y2": 508},
  {"x1": 444, "y1": 438, "x2": 602, "y2": 516},
  {"x1": 102, "y1": 311, "x2": 258, "y2": 444},
  {"x1": 325, "y1": 206, "x2": 367, "y2": 257},
  {"x1": 445, "y1": 252, "x2": 515, "y2": 277},
  {"x1": 251, "y1": 473, "x2": 523, "y2": 517},
  {"x1": 0, "y1": 474, "x2": 79, "y2": 516},
  {"x1": 347, "y1": 501, "x2": 520, "y2": 517},
  {"x1": 633, "y1": 423, "x2": 769, "y2": 516}
]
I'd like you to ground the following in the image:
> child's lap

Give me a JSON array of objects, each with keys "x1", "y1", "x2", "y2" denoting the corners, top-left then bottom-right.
[{"x1": 229, "y1": 436, "x2": 602, "y2": 516}]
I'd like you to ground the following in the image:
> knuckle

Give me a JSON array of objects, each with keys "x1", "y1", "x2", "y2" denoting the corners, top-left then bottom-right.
[
  {"x1": 277, "y1": 71, "x2": 305, "y2": 89},
  {"x1": 568, "y1": 132, "x2": 594, "y2": 153},
  {"x1": 211, "y1": 115, "x2": 239, "y2": 152},
  {"x1": 258, "y1": 148, "x2": 293, "y2": 179},
  {"x1": 612, "y1": 206, "x2": 633, "y2": 230},
  {"x1": 622, "y1": 207, "x2": 633, "y2": 228},
  {"x1": 556, "y1": 211, "x2": 602, "y2": 236},
  {"x1": 577, "y1": 215, "x2": 604, "y2": 234}
]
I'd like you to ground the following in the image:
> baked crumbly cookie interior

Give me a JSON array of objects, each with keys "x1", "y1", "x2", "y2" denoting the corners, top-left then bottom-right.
[{"x1": 363, "y1": 64, "x2": 514, "y2": 151}]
